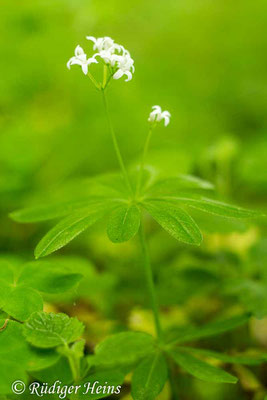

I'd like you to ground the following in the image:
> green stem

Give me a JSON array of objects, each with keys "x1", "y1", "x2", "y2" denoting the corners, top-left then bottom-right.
[
  {"x1": 87, "y1": 71, "x2": 100, "y2": 90},
  {"x1": 138, "y1": 220, "x2": 162, "y2": 340},
  {"x1": 64, "y1": 343, "x2": 80, "y2": 383},
  {"x1": 136, "y1": 126, "x2": 154, "y2": 198},
  {"x1": 101, "y1": 89, "x2": 133, "y2": 195},
  {"x1": 167, "y1": 358, "x2": 180, "y2": 400}
]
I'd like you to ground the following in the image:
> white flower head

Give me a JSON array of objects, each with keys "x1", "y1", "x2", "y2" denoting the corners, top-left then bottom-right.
[
  {"x1": 67, "y1": 45, "x2": 98, "y2": 75},
  {"x1": 86, "y1": 36, "x2": 120, "y2": 53},
  {"x1": 112, "y1": 50, "x2": 135, "y2": 82},
  {"x1": 148, "y1": 105, "x2": 171, "y2": 126},
  {"x1": 87, "y1": 36, "x2": 135, "y2": 82}
]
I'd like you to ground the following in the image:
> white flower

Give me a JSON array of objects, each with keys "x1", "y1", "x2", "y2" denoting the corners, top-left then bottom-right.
[
  {"x1": 67, "y1": 45, "x2": 98, "y2": 75},
  {"x1": 112, "y1": 50, "x2": 135, "y2": 82},
  {"x1": 86, "y1": 36, "x2": 121, "y2": 53},
  {"x1": 148, "y1": 105, "x2": 171, "y2": 126}
]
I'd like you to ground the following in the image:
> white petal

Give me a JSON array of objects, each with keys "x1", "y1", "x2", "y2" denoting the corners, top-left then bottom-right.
[
  {"x1": 87, "y1": 57, "x2": 98, "y2": 65},
  {"x1": 75, "y1": 45, "x2": 85, "y2": 57},
  {"x1": 164, "y1": 116, "x2": 170, "y2": 126},
  {"x1": 86, "y1": 36, "x2": 96, "y2": 44},
  {"x1": 152, "y1": 105, "x2": 161, "y2": 112},
  {"x1": 113, "y1": 69, "x2": 124, "y2": 80},
  {"x1": 124, "y1": 70, "x2": 132, "y2": 82},
  {"x1": 81, "y1": 63, "x2": 88, "y2": 75},
  {"x1": 162, "y1": 111, "x2": 171, "y2": 117},
  {"x1": 67, "y1": 57, "x2": 82, "y2": 68}
]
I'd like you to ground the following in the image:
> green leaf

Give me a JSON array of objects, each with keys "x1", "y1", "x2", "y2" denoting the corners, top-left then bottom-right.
[
  {"x1": 162, "y1": 196, "x2": 263, "y2": 219},
  {"x1": 19, "y1": 261, "x2": 83, "y2": 294},
  {"x1": 9, "y1": 199, "x2": 97, "y2": 223},
  {"x1": 34, "y1": 204, "x2": 116, "y2": 258},
  {"x1": 168, "y1": 314, "x2": 250, "y2": 345},
  {"x1": 93, "y1": 332, "x2": 155, "y2": 367},
  {"x1": 0, "y1": 262, "x2": 43, "y2": 321},
  {"x1": 147, "y1": 175, "x2": 214, "y2": 196},
  {"x1": 23, "y1": 311, "x2": 84, "y2": 348},
  {"x1": 30, "y1": 356, "x2": 73, "y2": 385},
  {"x1": 179, "y1": 347, "x2": 263, "y2": 366},
  {"x1": 131, "y1": 352, "x2": 168, "y2": 400},
  {"x1": 79, "y1": 370, "x2": 125, "y2": 400},
  {"x1": 3, "y1": 286, "x2": 43, "y2": 322},
  {"x1": 170, "y1": 349, "x2": 237, "y2": 383},
  {"x1": 0, "y1": 360, "x2": 27, "y2": 394},
  {"x1": 143, "y1": 200, "x2": 202, "y2": 245},
  {"x1": 107, "y1": 204, "x2": 140, "y2": 243},
  {"x1": 0, "y1": 320, "x2": 59, "y2": 388}
]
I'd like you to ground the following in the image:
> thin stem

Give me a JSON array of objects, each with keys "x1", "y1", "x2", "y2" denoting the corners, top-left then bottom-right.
[
  {"x1": 64, "y1": 343, "x2": 80, "y2": 383},
  {"x1": 167, "y1": 358, "x2": 180, "y2": 400},
  {"x1": 138, "y1": 220, "x2": 162, "y2": 340},
  {"x1": 101, "y1": 89, "x2": 133, "y2": 195},
  {"x1": 87, "y1": 71, "x2": 100, "y2": 90},
  {"x1": 136, "y1": 124, "x2": 155, "y2": 198}
]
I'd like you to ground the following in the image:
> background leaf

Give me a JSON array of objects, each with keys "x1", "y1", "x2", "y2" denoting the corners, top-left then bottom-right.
[
  {"x1": 93, "y1": 332, "x2": 155, "y2": 367},
  {"x1": 170, "y1": 349, "x2": 238, "y2": 383}
]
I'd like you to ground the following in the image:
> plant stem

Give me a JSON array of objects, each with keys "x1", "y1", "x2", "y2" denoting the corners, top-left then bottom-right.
[
  {"x1": 136, "y1": 126, "x2": 154, "y2": 197},
  {"x1": 138, "y1": 220, "x2": 162, "y2": 340},
  {"x1": 87, "y1": 71, "x2": 100, "y2": 90},
  {"x1": 101, "y1": 89, "x2": 133, "y2": 195},
  {"x1": 168, "y1": 358, "x2": 180, "y2": 400},
  {"x1": 64, "y1": 343, "x2": 80, "y2": 383}
]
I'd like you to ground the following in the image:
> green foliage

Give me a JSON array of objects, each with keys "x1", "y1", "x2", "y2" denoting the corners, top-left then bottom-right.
[
  {"x1": 169, "y1": 349, "x2": 238, "y2": 384},
  {"x1": 0, "y1": 320, "x2": 59, "y2": 393},
  {"x1": 1, "y1": 1, "x2": 267, "y2": 398},
  {"x1": 131, "y1": 352, "x2": 168, "y2": 400},
  {"x1": 23, "y1": 311, "x2": 84, "y2": 348},
  {"x1": 143, "y1": 200, "x2": 203, "y2": 245},
  {"x1": 107, "y1": 204, "x2": 141, "y2": 243},
  {"x1": 166, "y1": 314, "x2": 250, "y2": 345},
  {"x1": 34, "y1": 203, "x2": 117, "y2": 258},
  {"x1": 92, "y1": 332, "x2": 155, "y2": 367}
]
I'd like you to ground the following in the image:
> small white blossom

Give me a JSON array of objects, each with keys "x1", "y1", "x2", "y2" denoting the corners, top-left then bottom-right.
[
  {"x1": 148, "y1": 105, "x2": 171, "y2": 126},
  {"x1": 67, "y1": 45, "x2": 98, "y2": 75},
  {"x1": 112, "y1": 50, "x2": 135, "y2": 82},
  {"x1": 86, "y1": 36, "x2": 121, "y2": 53},
  {"x1": 87, "y1": 36, "x2": 135, "y2": 82}
]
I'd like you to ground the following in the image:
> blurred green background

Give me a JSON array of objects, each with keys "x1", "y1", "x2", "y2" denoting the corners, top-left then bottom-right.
[{"x1": 1, "y1": 0, "x2": 267, "y2": 398}]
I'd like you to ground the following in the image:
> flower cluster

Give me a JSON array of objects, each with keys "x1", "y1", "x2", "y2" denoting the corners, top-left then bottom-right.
[
  {"x1": 67, "y1": 36, "x2": 135, "y2": 82},
  {"x1": 148, "y1": 105, "x2": 171, "y2": 126}
]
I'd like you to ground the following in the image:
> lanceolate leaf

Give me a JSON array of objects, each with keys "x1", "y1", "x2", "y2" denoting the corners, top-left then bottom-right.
[
  {"x1": 155, "y1": 196, "x2": 263, "y2": 219},
  {"x1": 107, "y1": 204, "x2": 140, "y2": 243},
  {"x1": 9, "y1": 199, "x2": 99, "y2": 223},
  {"x1": 147, "y1": 175, "x2": 214, "y2": 196},
  {"x1": 168, "y1": 314, "x2": 250, "y2": 346},
  {"x1": 170, "y1": 349, "x2": 237, "y2": 383},
  {"x1": 143, "y1": 200, "x2": 202, "y2": 245},
  {"x1": 23, "y1": 311, "x2": 84, "y2": 348},
  {"x1": 179, "y1": 347, "x2": 263, "y2": 366},
  {"x1": 93, "y1": 332, "x2": 155, "y2": 367},
  {"x1": 131, "y1": 352, "x2": 168, "y2": 400},
  {"x1": 35, "y1": 204, "x2": 116, "y2": 258}
]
